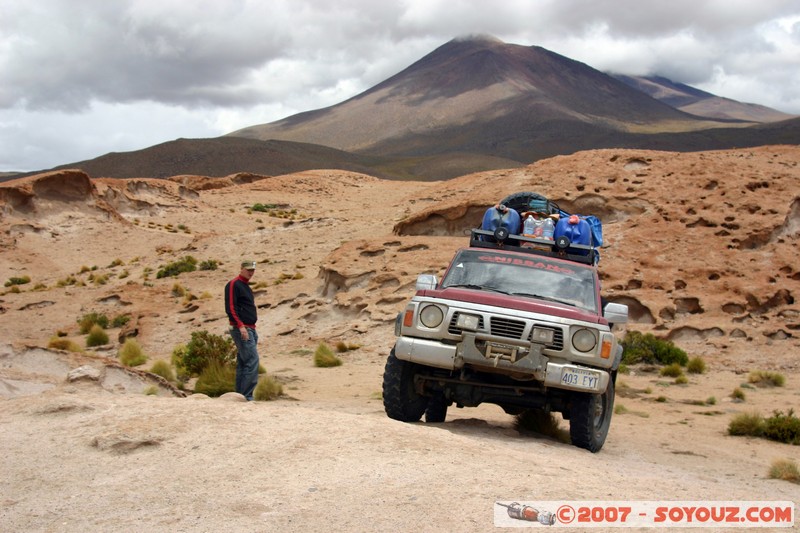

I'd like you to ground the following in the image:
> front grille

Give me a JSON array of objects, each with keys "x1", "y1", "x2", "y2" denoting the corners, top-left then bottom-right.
[
  {"x1": 448, "y1": 312, "x2": 564, "y2": 352},
  {"x1": 490, "y1": 317, "x2": 526, "y2": 339},
  {"x1": 529, "y1": 324, "x2": 564, "y2": 351},
  {"x1": 448, "y1": 312, "x2": 485, "y2": 335}
]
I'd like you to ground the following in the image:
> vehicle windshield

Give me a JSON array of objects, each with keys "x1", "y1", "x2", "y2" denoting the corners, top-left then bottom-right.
[{"x1": 441, "y1": 250, "x2": 598, "y2": 313}]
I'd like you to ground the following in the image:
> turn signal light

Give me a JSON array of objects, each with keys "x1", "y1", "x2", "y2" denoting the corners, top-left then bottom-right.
[
  {"x1": 403, "y1": 310, "x2": 414, "y2": 327},
  {"x1": 600, "y1": 339, "x2": 612, "y2": 359}
]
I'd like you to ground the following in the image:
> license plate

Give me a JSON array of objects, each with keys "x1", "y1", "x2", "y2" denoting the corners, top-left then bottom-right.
[{"x1": 560, "y1": 367, "x2": 601, "y2": 391}]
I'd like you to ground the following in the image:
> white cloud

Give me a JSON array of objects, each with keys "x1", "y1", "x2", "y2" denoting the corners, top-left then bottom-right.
[{"x1": 1, "y1": 0, "x2": 798, "y2": 171}]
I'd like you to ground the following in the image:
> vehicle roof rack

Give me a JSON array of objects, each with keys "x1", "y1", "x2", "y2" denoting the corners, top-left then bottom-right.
[{"x1": 469, "y1": 228, "x2": 597, "y2": 266}]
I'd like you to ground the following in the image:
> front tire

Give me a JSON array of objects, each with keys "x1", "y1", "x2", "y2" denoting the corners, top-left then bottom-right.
[
  {"x1": 383, "y1": 348, "x2": 428, "y2": 422},
  {"x1": 569, "y1": 377, "x2": 615, "y2": 453}
]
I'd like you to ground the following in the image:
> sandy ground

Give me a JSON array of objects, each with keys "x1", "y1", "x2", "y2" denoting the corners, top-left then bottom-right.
[
  {"x1": 1, "y1": 149, "x2": 799, "y2": 531},
  {"x1": 1, "y1": 343, "x2": 798, "y2": 532}
]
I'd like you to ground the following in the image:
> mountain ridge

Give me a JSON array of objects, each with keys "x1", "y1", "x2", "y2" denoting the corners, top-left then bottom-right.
[{"x1": 8, "y1": 36, "x2": 798, "y2": 182}]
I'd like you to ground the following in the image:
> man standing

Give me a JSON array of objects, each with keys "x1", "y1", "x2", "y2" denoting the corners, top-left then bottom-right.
[{"x1": 224, "y1": 260, "x2": 260, "y2": 400}]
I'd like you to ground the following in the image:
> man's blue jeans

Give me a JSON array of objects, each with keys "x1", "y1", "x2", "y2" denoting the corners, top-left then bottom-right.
[{"x1": 231, "y1": 327, "x2": 259, "y2": 401}]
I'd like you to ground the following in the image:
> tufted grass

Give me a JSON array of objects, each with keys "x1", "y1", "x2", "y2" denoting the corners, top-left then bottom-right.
[
  {"x1": 769, "y1": 458, "x2": 800, "y2": 484},
  {"x1": 119, "y1": 338, "x2": 147, "y2": 367},
  {"x1": 150, "y1": 360, "x2": 175, "y2": 382},
  {"x1": 86, "y1": 324, "x2": 110, "y2": 347},
  {"x1": 48, "y1": 337, "x2": 83, "y2": 352},
  {"x1": 748, "y1": 370, "x2": 785, "y2": 388},
  {"x1": 313, "y1": 343, "x2": 342, "y2": 367},
  {"x1": 254, "y1": 375, "x2": 283, "y2": 401}
]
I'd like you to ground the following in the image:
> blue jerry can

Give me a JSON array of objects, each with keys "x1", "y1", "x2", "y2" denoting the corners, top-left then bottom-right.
[
  {"x1": 554, "y1": 214, "x2": 592, "y2": 253},
  {"x1": 481, "y1": 206, "x2": 521, "y2": 237}
]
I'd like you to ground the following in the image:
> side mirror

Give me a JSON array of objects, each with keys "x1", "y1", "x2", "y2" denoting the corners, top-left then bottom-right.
[
  {"x1": 415, "y1": 274, "x2": 438, "y2": 291},
  {"x1": 603, "y1": 302, "x2": 628, "y2": 324}
]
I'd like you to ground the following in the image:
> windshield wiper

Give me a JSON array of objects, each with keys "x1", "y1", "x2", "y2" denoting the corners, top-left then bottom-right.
[
  {"x1": 446, "y1": 284, "x2": 509, "y2": 294},
  {"x1": 511, "y1": 292, "x2": 577, "y2": 306}
]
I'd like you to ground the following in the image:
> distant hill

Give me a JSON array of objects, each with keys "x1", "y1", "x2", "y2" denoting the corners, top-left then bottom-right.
[
  {"x1": 11, "y1": 36, "x2": 799, "y2": 182},
  {"x1": 612, "y1": 74, "x2": 795, "y2": 123},
  {"x1": 8, "y1": 138, "x2": 399, "y2": 181}
]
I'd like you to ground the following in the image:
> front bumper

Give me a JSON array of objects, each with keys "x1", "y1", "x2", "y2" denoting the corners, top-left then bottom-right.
[{"x1": 395, "y1": 333, "x2": 610, "y2": 394}]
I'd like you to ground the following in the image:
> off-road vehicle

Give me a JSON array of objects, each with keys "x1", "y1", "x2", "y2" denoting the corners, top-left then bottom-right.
[{"x1": 382, "y1": 220, "x2": 628, "y2": 452}]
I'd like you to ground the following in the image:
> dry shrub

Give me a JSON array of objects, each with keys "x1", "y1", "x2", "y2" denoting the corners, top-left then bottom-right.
[
  {"x1": 748, "y1": 370, "x2": 785, "y2": 388},
  {"x1": 659, "y1": 363, "x2": 683, "y2": 378},
  {"x1": 78, "y1": 312, "x2": 109, "y2": 334},
  {"x1": 119, "y1": 338, "x2": 147, "y2": 367},
  {"x1": 48, "y1": 337, "x2": 82, "y2": 352},
  {"x1": 194, "y1": 361, "x2": 235, "y2": 397},
  {"x1": 768, "y1": 458, "x2": 800, "y2": 484},
  {"x1": 254, "y1": 375, "x2": 283, "y2": 401},
  {"x1": 150, "y1": 360, "x2": 175, "y2": 382},
  {"x1": 335, "y1": 341, "x2": 362, "y2": 353},
  {"x1": 728, "y1": 411, "x2": 764, "y2": 437},
  {"x1": 313, "y1": 343, "x2": 342, "y2": 368},
  {"x1": 686, "y1": 356, "x2": 706, "y2": 374},
  {"x1": 86, "y1": 324, "x2": 110, "y2": 347}
]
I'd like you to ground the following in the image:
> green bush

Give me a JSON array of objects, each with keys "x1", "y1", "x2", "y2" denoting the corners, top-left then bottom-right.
[
  {"x1": 175, "y1": 330, "x2": 236, "y2": 376},
  {"x1": 686, "y1": 356, "x2": 707, "y2": 374},
  {"x1": 5, "y1": 275, "x2": 31, "y2": 287},
  {"x1": 731, "y1": 387, "x2": 746, "y2": 401},
  {"x1": 150, "y1": 360, "x2": 175, "y2": 382},
  {"x1": 313, "y1": 343, "x2": 342, "y2": 368},
  {"x1": 251, "y1": 203, "x2": 278, "y2": 213},
  {"x1": 144, "y1": 385, "x2": 159, "y2": 396},
  {"x1": 763, "y1": 410, "x2": 800, "y2": 445},
  {"x1": 621, "y1": 331, "x2": 688, "y2": 366},
  {"x1": 199, "y1": 260, "x2": 219, "y2": 271},
  {"x1": 254, "y1": 375, "x2": 283, "y2": 401},
  {"x1": 728, "y1": 412, "x2": 765, "y2": 437},
  {"x1": 119, "y1": 338, "x2": 147, "y2": 366},
  {"x1": 171, "y1": 344, "x2": 189, "y2": 379},
  {"x1": 748, "y1": 370, "x2": 785, "y2": 388},
  {"x1": 86, "y1": 324, "x2": 110, "y2": 347},
  {"x1": 111, "y1": 314, "x2": 130, "y2": 328},
  {"x1": 156, "y1": 255, "x2": 197, "y2": 278},
  {"x1": 194, "y1": 361, "x2": 236, "y2": 397},
  {"x1": 78, "y1": 312, "x2": 109, "y2": 334}
]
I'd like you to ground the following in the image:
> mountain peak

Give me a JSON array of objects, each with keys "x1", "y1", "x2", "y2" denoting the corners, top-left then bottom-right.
[{"x1": 452, "y1": 34, "x2": 504, "y2": 44}]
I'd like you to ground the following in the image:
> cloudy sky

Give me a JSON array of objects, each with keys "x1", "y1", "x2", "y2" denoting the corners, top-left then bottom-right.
[{"x1": 2, "y1": 0, "x2": 799, "y2": 172}]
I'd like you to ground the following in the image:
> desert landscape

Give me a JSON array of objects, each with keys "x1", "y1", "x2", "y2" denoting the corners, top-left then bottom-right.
[{"x1": 1, "y1": 145, "x2": 798, "y2": 531}]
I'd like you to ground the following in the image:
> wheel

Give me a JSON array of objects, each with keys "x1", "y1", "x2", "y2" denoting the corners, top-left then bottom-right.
[
  {"x1": 498, "y1": 191, "x2": 559, "y2": 215},
  {"x1": 382, "y1": 348, "x2": 428, "y2": 422},
  {"x1": 425, "y1": 394, "x2": 448, "y2": 423},
  {"x1": 569, "y1": 377, "x2": 615, "y2": 452}
]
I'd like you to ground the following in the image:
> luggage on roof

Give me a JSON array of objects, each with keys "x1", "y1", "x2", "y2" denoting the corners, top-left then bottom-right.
[{"x1": 475, "y1": 191, "x2": 604, "y2": 265}]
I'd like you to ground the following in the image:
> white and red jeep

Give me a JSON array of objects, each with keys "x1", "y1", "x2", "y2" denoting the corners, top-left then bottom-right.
[{"x1": 382, "y1": 225, "x2": 628, "y2": 452}]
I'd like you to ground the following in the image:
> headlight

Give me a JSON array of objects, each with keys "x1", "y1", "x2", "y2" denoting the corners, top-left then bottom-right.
[
  {"x1": 572, "y1": 328, "x2": 597, "y2": 352},
  {"x1": 456, "y1": 313, "x2": 480, "y2": 331},
  {"x1": 419, "y1": 305, "x2": 444, "y2": 328}
]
